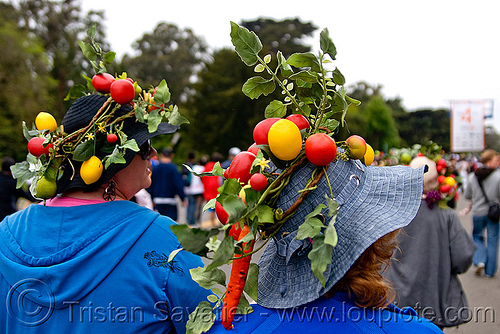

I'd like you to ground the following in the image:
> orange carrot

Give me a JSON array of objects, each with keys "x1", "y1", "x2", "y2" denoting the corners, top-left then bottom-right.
[{"x1": 221, "y1": 225, "x2": 254, "y2": 330}]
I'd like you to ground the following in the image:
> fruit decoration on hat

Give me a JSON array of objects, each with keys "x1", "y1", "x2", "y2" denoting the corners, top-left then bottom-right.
[
  {"x1": 10, "y1": 24, "x2": 188, "y2": 201},
  {"x1": 173, "y1": 22, "x2": 378, "y2": 333}
]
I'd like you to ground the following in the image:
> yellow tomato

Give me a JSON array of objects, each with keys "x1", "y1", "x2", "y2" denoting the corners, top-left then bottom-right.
[
  {"x1": 363, "y1": 144, "x2": 375, "y2": 166},
  {"x1": 80, "y1": 156, "x2": 103, "y2": 185},
  {"x1": 268, "y1": 119, "x2": 302, "y2": 161},
  {"x1": 444, "y1": 176, "x2": 456, "y2": 187},
  {"x1": 35, "y1": 112, "x2": 57, "y2": 132}
]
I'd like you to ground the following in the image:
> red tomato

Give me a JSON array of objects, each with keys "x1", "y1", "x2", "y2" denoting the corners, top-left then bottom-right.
[
  {"x1": 345, "y1": 135, "x2": 367, "y2": 160},
  {"x1": 226, "y1": 151, "x2": 257, "y2": 184},
  {"x1": 249, "y1": 173, "x2": 267, "y2": 191},
  {"x1": 28, "y1": 137, "x2": 53, "y2": 157},
  {"x1": 91, "y1": 73, "x2": 115, "y2": 93},
  {"x1": 247, "y1": 143, "x2": 260, "y2": 155},
  {"x1": 440, "y1": 184, "x2": 451, "y2": 193},
  {"x1": 110, "y1": 79, "x2": 135, "y2": 105},
  {"x1": 437, "y1": 158, "x2": 447, "y2": 167},
  {"x1": 286, "y1": 114, "x2": 310, "y2": 130},
  {"x1": 253, "y1": 118, "x2": 280, "y2": 145},
  {"x1": 437, "y1": 175, "x2": 446, "y2": 184},
  {"x1": 305, "y1": 133, "x2": 337, "y2": 166},
  {"x1": 106, "y1": 133, "x2": 118, "y2": 144},
  {"x1": 215, "y1": 201, "x2": 229, "y2": 225},
  {"x1": 436, "y1": 164, "x2": 444, "y2": 173}
]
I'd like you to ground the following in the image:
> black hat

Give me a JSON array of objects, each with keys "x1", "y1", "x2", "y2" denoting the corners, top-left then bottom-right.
[{"x1": 56, "y1": 94, "x2": 179, "y2": 194}]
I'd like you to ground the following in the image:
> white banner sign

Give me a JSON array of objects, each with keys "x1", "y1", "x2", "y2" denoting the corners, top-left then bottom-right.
[{"x1": 450, "y1": 100, "x2": 485, "y2": 152}]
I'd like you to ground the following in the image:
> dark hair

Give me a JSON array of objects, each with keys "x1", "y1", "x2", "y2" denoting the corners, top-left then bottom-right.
[{"x1": 325, "y1": 230, "x2": 399, "y2": 308}]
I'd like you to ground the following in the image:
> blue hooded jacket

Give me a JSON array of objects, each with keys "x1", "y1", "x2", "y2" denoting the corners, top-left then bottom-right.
[{"x1": 0, "y1": 200, "x2": 210, "y2": 333}]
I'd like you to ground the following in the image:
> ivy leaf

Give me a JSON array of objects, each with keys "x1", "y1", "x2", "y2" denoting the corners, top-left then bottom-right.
[
  {"x1": 277, "y1": 51, "x2": 293, "y2": 77},
  {"x1": 103, "y1": 51, "x2": 116, "y2": 64},
  {"x1": 170, "y1": 225, "x2": 219, "y2": 256},
  {"x1": 134, "y1": 105, "x2": 146, "y2": 123},
  {"x1": 287, "y1": 53, "x2": 321, "y2": 72},
  {"x1": 120, "y1": 139, "x2": 139, "y2": 152},
  {"x1": 147, "y1": 109, "x2": 163, "y2": 133},
  {"x1": 154, "y1": 79, "x2": 171, "y2": 105},
  {"x1": 242, "y1": 76, "x2": 275, "y2": 99},
  {"x1": 289, "y1": 70, "x2": 318, "y2": 83},
  {"x1": 247, "y1": 204, "x2": 274, "y2": 225},
  {"x1": 235, "y1": 294, "x2": 253, "y2": 315},
  {"x1": 190, "y1": 267, "x2": 226, "y2": 289},
  {"x1": 168, "y1": 105, "x2": 190, "y2": 126},
  {"x1": 332, "y1": 68, "x2": 345, "y2": 86},
  {"x1": 11, "y1": 161, "x2": 35, "y2": 189},
  {"x1": 308, "y1": 235, "x2": 333, "y2": 287},
  {"x1": 319, "y1": 28, "x2": 337, "y2": 60},
  {"x1": 324, "y1": 216, "x2": 338, "y2": 247},
  {"x1": 73, "y1": 140, "x2": 95, "y2": 162},
  {"x1": 265, "y1": 100, "x2": 287, "y2": 118},
  {"x1": 205, "y1": 236, "x2": 235, "y2": 271},
  {"x1": 243, "y1": 263, "x2": 259, "y2": 301},
  {"x1": 78, "y1": 41, "x2": 97, "y2": 62},
  {"x1": 230, "y1": 21, "x2": 262, "y2": 66},
  {"x1": 221, "y1": 195, "x2": 247, "y2": 225},
  {"x1": 185, "y1": 301, "x2": 215, "y2": 334},
  {"x1": 296, "y1": 204, "x2": 327, "y2": 240},
  {"x1": 64, "y1": 84, "x2": 88, "y2": 101},
  {"x1": 22, "y1": 122, "x2": 32, "y2": 142},
  {"x1": 104, "y1": 146, "x2": 126, "y2": 169}
]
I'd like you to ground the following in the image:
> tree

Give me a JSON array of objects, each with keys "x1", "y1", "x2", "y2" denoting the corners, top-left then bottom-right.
[
  {"x1": 363, "y1": 96, "x2": 401, "y2": 151},
  {"x1": 16, "y1": 0, "x2": 107, "y2": 117},
  {"x1": 0, "y1": 2, "x2": 56, "y2": 160},
  {"x1": 120, "y1": 22, "x2": 209, "y2": 104}
]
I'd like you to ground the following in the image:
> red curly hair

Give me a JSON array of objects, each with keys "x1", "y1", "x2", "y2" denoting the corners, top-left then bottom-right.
[{"x1": 324, "y1": 230, "x2": 399, "y2": 308}]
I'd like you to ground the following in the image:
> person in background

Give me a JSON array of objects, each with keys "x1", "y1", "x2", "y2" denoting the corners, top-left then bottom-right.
[
  {"x1": 385, "y1": 156, "x2": 476, "y2": 330},
  {"x1": 202, "y1": 152, "x2": 224, "y2": 227},
  {"x1": 0, "y1": 157, "x2": 35, "y2": 220},
  {"x1": 148, "y1": 147, "x2": 186, "y2": 221},
  {"x1": 184, "y1": 152, "x2": 206, "y2": 226},
  {"x1": 207, "y1": 158, "x2": 441, "y2": 333},
  {"x1": 221, "y1": 147, "x2": 240, "y2": 169},
  {"x1": 0, "y1": 94, "x2": 210, "y2": 333},
  {"x1": 463, "y1": 149, "x2": 500, "y2": 277}
]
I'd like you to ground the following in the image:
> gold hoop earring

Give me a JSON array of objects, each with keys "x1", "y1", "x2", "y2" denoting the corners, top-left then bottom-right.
[{"x1": 103, "y1": 180, "x2": 117, "y2": 201}]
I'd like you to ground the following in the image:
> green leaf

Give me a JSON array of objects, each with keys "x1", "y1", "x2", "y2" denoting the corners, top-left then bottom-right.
[
  {"x1": 10, "y1": 161, "x2": 35, "y2": 189},
  {"x1": 73, "y1": 140, "x2": 95, "y2": 162},
  {"x1": 324, "y1": 217, "x2": 338, "y2": 247},
  {"x1": 242, "y1": 76, "x2": 275, "y2": 99},
  {"x1": 170, "y1": 225, "x2": 219, "y2": 256},
  {"x1": 64, "y1": 84, "x2": 88, "y2": 101},
  {"x1": 345, "y1": 94, "x2": 361, "y2": 106},
  {"x1": 247, "y1": 204, "x2": 274, "y2": 225},
  {"x1": 234, "y1": 294, "x2": 253, "y2": 315},
  {"x1": 22, "y1": 122, "x2": 32, "y2": 142},
  {"x1": 147, "y1": 109, "x2": 163, "y2": 133},
  {"x1": 190, "y1": 267, "x2": 226, "y2": 289},
  {"x1": 104, "y1": 146, "x2": 127, "y2": 169},
  {"x1": 264, "y1": 100, "x2": 287, "y2": 118},
  {"x1": 320, "y1": 28, "x2": 337, "y2": 60},
  {"x1": 186, "y1": 301, "x2": 215, "y2": 334},
  {"x1": 308, "y1": 236, "x2": 333, "y2": 287},
  {"x1": 221, "y1": 195, "x2": 247, "y2": 225},
  {"x1": 289, "y1": 70, "x2": 318, "y2": 83},
  {"x1": 154, "y1": 79, "x2": 171, "y2": 105},
  {"x1": 332, "y1": 68, "x2": 345, "y2": 86},
  {"x1": 287, "y1": 53, "x2": 321, "y2": 72},
  {"x1": 207, "y1": 295, "x2": 219, "y2": 303},
  {"x1": 103, "y1": 51, "x2": 116, "y2": 64},
  {"x1": 120, "y1": 139, "x2": 139, "y2": 152},
  {"x1": 86, "y1": 24, "x2": 97, "y2": 40},
  {"x1": 206, "y1": 236, "x2": 235, "y2": 271},
  {"x1": 78, "y1": 41, "x2": 97, "y2": 62},
  {"x1": 230, "y1": 21, "x2": 262, "y2": 66},
  {"x1": 168, "y1": 248, "x2": 183, "y2": 262},
  {"x1": 168, "y1": 105, "x2": 190, "y2": 126},
  {"x1": 243, "y1": 263, "x2": 259, "y2": 301},
  {"x1": 296, "y1": 204, "x2": 327, "y2": 240},
  {"x1": 278, "y1": 51, "x2": 293, "y2": 77}
]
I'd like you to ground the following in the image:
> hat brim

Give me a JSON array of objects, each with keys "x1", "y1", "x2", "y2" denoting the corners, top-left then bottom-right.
[{"x1": 257, "y1": 159, "x2": 424, "y2": 308}]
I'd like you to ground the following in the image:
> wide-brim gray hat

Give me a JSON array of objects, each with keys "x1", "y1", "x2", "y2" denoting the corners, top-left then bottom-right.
[
  {"x1": 257, "y1": 159, "x2": 424, "y2": 308},
  {"x1": 56, "y1": 94, "x2": 179, "y2": 194}
]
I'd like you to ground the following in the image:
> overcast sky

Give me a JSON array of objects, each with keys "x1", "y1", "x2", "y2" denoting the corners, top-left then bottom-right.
[{"x1": 80, "y1": 0, "x2": 500, "y2": 132}]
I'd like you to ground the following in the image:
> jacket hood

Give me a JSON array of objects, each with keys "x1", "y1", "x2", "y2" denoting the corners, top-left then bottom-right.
[
  {"x1": 0, "y1": 201, "x2": 160, "y2": 309},
  {"x1": 475, "y1": 167, "x2": 496, "y2": 182}
]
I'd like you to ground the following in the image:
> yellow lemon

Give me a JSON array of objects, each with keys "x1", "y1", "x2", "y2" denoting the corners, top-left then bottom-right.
[
  {"x1": 444, "y1": 176, "x2": 456, "y2": 187},
  {"x1": 268, "y1": 119, "x2": 302, "y2": 161},
  {"x1": 36, "y1": 176, "x2": 57, "y2": 199},
  {"x1": 35, "y1": 112, "x2": 57, "y2": 132},
  {"x1": 80, "y1": 156, "x2": 103, "y2": 185},
  {"x1": 363, "y1": 144, "x2": 375, "y2": 166}
]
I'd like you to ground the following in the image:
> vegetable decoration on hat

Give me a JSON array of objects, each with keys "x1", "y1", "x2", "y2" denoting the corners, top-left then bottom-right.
[
  {"x1": 11, "y1": 25, "x2": 188, "y2": 200},
  {"x1": 172, "y1": 22, "x2": 378, "y2": 333}
]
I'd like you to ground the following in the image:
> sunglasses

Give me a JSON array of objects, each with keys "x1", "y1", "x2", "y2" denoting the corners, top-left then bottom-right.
[{"x1": 139, "y1": 140, "x2": 153, "y2": 160}]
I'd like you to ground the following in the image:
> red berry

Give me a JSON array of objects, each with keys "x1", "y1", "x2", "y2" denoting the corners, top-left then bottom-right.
[
  {"x1": 28, "y1": 137, "x2": 53, "y2": 157},
  {"x1": 249, "y1": 173, "x2": 267, "y2": 191},
  {"x1": 106, "y1": 133, "x2": 118, "y2": 144}
]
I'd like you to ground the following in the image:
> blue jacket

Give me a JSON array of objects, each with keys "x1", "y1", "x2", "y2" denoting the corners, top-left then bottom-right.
[
  {"x1": 0, "y1": 201, "x2": 209, "y2": 333},
  {"x1": 207, "y1": 292, "x2": 442, "y2": 333}
]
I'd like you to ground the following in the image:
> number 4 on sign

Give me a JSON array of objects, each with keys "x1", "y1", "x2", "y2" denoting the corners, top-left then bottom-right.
[{"x1": 461, "y1": 108, "x2": 472, "y2": 123}]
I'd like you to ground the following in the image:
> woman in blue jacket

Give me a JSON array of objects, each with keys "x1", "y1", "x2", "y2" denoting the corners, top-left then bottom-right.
[{"x1": 0, "y1": 94, "x2": 210, "y2": 333}]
